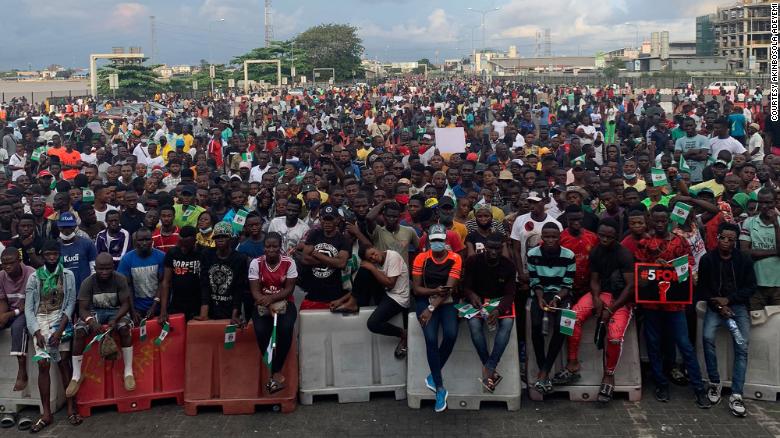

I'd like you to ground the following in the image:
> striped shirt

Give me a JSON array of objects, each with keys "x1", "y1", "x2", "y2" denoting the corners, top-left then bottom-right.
[{"x1": 527, "y1": 246, "x2": 576, "y2": 294}]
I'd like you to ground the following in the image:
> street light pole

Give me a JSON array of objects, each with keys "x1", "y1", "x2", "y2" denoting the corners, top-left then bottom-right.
[
  {"x1": 208, "y1": 18, "x2": 226, "y2": 95},
  {"x1": 467, "y1": 7, "x2": 500, "y2": 52},
  {"x1": 291, "y1": 41, "x2": 296, "y2": 84}
]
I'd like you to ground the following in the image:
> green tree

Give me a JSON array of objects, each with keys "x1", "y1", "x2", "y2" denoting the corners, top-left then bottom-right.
[
  {"x1": 602, "y1": 58, "x2": 625, "y2": 80},
  {"x1": 293, "y1": 24, "x2": 364, "y2": 81},
  {"x1": 232, "y1": 40, "x2": 310, "y2": 85},
  {"x1": 97, "y1": 62, "x2": 164, "y2": 99}
]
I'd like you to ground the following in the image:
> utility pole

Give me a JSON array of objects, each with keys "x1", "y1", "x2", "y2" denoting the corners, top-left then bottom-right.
[
  {"x1": 467, "y1": 7, "x2": 500, "y2": 51},
  {"x1": 149, "y1": 16, "x2": 157, "y2": 64},
  {"x1": 264, "y1": 0, "x2": 274, "y2": 47}
]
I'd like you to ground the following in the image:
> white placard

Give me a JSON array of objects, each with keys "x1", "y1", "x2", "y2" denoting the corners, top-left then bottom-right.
[{"x1": 434, "y1": 127, "x2": 466, "y2": 154}]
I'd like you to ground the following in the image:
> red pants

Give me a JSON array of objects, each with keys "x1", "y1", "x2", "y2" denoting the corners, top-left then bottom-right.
[
  {"x1": 300, "y1": 299, "x2": 331, "y2": 310},
  {"x1": 567, "y1": 292, "x2": 633, "y2": 375}
]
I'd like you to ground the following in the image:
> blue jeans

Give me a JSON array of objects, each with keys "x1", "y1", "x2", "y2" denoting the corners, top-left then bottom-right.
[
  {"x1": 644, "y1": 309, "x2": 705, "y2": 392},
  {"x1": 702, "y1": 305, "x2": 750, "y2": 395},
  {"x1": 467, "y1": 316, "x2": 514, "y2": 372},
  {"x1": 415, "y1": 298, "x2": 458, "y2": 389}
]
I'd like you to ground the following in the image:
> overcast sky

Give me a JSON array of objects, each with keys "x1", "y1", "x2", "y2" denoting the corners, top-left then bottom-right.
[{"x1": 2, "y1": 0, "x2": 730, "y2": 70}]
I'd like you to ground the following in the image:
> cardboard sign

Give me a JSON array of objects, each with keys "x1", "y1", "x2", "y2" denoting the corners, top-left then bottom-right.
[{"x1": 634, "y1": 263, "x2": 692, "y2": 305}]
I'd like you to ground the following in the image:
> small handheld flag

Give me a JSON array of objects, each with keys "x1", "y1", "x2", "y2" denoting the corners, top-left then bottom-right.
[
  {"x1": 559, "y1": 309, "x2": 577, "y2": 336},
  {"x1": 650, "y1": 167, "x2": 668, "y2": 187},
  {"x1": 671, "y1": 255, "x2": 689, "y2": 283},
  {"x1": 154, "y1": 322, "x2": 170, "y2": 346},
  {"x1": 670, "y1": 202, "x2": 692, "y2": 225},
  {"x1": 224, "y1": 324, "x2": 237, "y2": 350}
]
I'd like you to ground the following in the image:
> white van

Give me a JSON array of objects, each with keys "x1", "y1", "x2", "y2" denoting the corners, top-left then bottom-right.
[{"x1": 707, "y1": 81, "x2": 739, "y2": 93}]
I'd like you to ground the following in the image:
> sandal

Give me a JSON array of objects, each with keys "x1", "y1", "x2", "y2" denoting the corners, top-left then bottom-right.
[
  {"x1": 597, "y1": 383, "x2": 614, "y2": 403},
  {"x1": 266, "y1": 378, "x2": 286, "y2": 395},
  {"x1": 480, "y1": 377, "x2": 496, "y2": 393},
  {"x1": 0, "y1": 414, "x2": 14, "y2": 429},
  {"x1": 17, "y1": 416, "x2": 33, "y2": 431},
  {"x1": 394, "y1": 338, "x2": 407, "y2": 359},
  {"x1": 29, "y1": 417, "x2": 51, "y2": 434},
  {"x1": 68, "y1": 414, "x2": 83, "y2": 426},
  {"x1": 533, "y1": 378, "x2": 552, "y2": 395},
  {"x1": 492, "y1": 372, "x2": 503, "y2": 388},
  {"x1": 552, "y1": 368, "x2": 581, "y2": 385}
]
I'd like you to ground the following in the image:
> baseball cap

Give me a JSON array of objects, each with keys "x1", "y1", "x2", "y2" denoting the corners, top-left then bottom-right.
[
  {"x1": 566, "y1": 186, "x2": 588, "y2": 198},
  {"x1": 438, "y1": 196, "x2": 455, "y2": 209},
  {"x1": 37, "y1": 170, "x2": 53, "y2": 178},
  {"x1": 321, "y1": 204, "x2": 339, "y2": 219},
  {"x1": 428, "y1": 223, "x2": 447, "y2": 241},
  {"x1": 499, "y1": 170, "x2": 514, "y2": 180},
  {"x1": 239, "y1": 161, "x2": 251, "y2": 169},
  {"x1": 424, "y1": 198, "x2": 439, "y2": 209},
  {"x1": 301, "y1": 184, "x2": 318, "y2": 194},
  {"x1": 180, "y1": 185, "x2": 197, "y2": 195},
  {"x1": 466, "y1": 152, "x2": 479, "y2": 162},
  {"x1": 714, "y1": 159, "x2": 731, "y2": 168},
  {"x1": 212, "y1": 221, "x2": 233, "y2": 237},
  {"x1": 176, "y1": 138, "x2": 185, "y2": 147},
  {"x1": 527, "y1": 191, "x2": 543, "y2": 202},
  {"x1": 57, "y1": 211, "x2": 77, "y2": 227},
  {"x1": 732, "y1": 192, "x2": 749, "y2": 210}
]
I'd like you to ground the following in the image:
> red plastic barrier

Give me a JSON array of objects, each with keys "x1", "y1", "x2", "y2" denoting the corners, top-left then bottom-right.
[
  {"x1": 76, "y1": 314, "x2": 186, "y2": 417},
  {"x1": 183, "y1": 320, "x2": 297, "y2": 415}
]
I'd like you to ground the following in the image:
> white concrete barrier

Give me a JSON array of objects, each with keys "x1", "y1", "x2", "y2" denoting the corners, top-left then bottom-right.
[{"x1": 0, "y1": 328, "x2": 65, "y2": 414}]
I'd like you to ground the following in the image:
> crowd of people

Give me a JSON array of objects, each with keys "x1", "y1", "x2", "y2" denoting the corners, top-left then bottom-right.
[{"x1": 0, "y1": 76, "x2": 776, "y2": 429}]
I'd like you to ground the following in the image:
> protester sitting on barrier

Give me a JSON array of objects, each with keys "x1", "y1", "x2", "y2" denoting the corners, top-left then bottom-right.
[
  {"x1": 698, "y1": 222, "x2": 756, "y2": 417},
  {"x1": 556, "y1": 219, "x2": 635, "y2": 403},
  {"x1": 24, "y1": 240, "x2": 78, "y2": 432},
  {"x1": 196, "y1": 221, "x2": 247, "y2": 325},
  {"x1": 412, "y1": 223, "x2": 462, "y2": 413},
  {"x1": 461, "y1": 233, "x2": 516, "y2": 393},
  {"x1": 159, "y1": 226, "x2": 202, "y2": 322},
  {"x1": 248, "y1": 232, "x2": 297, "y2": 394},
  {"x1": 299, "y1": 205, "x2": 355, "y2": 312},
  {"x1": 637, "y1": 205, "x2": 711, "y2": 408},
  {"x1": 0, "y1": 247, "x2": 35, "y2": 393},
  {"x1": 67, "y1": 253, "x2": 135, "y2": 403},
  {"x1": 118, "y1": 228, "x2": 165, "y2": 322},
  {"x1": 527, "y1": 223, "x2": 576, "y2": 394},
  {"x1": 358, "y1": 245, "x2": 409, "y2": 359},
  {"x1": 739, "y1": 188, "x2": 780, "y2": 310}
]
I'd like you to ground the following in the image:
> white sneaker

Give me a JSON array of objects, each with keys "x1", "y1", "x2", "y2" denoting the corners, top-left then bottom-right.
[
  {"x1": 707, "y1": 383, "x2": 722, "y2": 405},
  {"x1": 729, "y1": 394, "x2": 746, "y2": 417}
]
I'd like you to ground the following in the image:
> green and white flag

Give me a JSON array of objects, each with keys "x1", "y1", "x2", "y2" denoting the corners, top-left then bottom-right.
[
  {"x1": 678, "y1": 155, "x2": 692, "y2": 174},
  {"x1": 559, "y1": 309, "x2": 576, "y2": 336},
  {"x1": 570, "y1": 154, "x2": 586, "y2": 166},
  {"x1": 672, "y1": 255, "x2": 689, "y2": 283},
  {"x1": 224, "y1": 324, "x2": 237, "y2": 350},
  {"x1": 482, "y1": 298, "x2": 502, "y2": 314},
  {"x1": 670, "y1": 202, "x2": 692, "y2": 225},
  {"x1": 262, "y1": 314, "x2": 277, "y2": 370},
  {"x1": 139, "y1": 319, "x2": 148, "y2": 342},
  {"x1": 232, "y1": 209, "x2": 249, "y2": 234},
  {"x1": 650, "y1": 167, "x2": 668, "y2": 187},
  {"x1": 82, "y1": 189, "x2": 95, "y2": 203},
  {"x1": 83, "y1": 329, "x2": 111, "y2": 353},
  {"x1": 32, "y1": 350, "x2": 51, "y2": 363},
  {"x1": 31, "y1": 147, "x2": 45, "y2": 162},
  {"x1": 154, "y1": 322, "x2": 170, "y2": 346},
  {"x1": 454, "y1": 303, "x2": 480, "y2": 319}
]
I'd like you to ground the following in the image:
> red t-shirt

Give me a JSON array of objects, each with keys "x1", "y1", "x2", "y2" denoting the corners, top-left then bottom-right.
[
  {"x1": 152, "y1": 227, "x2": 180, "y2": 253},
  {"x1": 560, "y1": 228, "x2": 599, "y2": 293},
  {"x1": 636, "y1": 234, "x2": 692, "y2": 311},
  {"x1": 248, "y1": 255, "x2": 298, "y2": 302}
]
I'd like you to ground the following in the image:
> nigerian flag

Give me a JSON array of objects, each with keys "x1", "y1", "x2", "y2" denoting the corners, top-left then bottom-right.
[
  {"x1": 670, "y1": 202, "x2": 692, "y2": 225},
  {"x1": 263, "y1": 313, "x2": 278, "y2": 370},
  {"x1": 559, "y1": 309, "x2": 576, "y2": 336},
  {"x1": 650, "y1": 167, "x2": 668, "y2": 187},
  {"x1": 672, "y1": 255, "x2": 689, "y2": 282},
  {"x1": 570, "y1": 154, "x2": 586, "y2": 166},
  {"x1": 679, "y1": 155, "x2": 691, "y2": 173}
]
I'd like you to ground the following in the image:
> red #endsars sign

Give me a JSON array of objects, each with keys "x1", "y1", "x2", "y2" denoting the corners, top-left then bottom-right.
[{"x1": 634, "y1": 263, "x2": 693, "y2": 305}]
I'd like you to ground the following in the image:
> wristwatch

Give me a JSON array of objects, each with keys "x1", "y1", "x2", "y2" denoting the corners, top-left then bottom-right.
[
  {"x1": 427, "y1": 304, "x2": 435, "y2": 312},
  {"x1": 153, "y1": 297, "x2": 161, "y2": 303}
]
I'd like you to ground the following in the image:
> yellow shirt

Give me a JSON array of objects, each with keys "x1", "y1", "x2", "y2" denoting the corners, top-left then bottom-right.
[
  {"x1": 449, "y1": 221, "x2": 468, "y2": 244},
  {"x1": 624, "y1": 179, "x2": 647, "y2": 193},
  {"x1": 467, "y1": 206, "x2": 506, "y2": 222},
  {"x1": 690, "y1": 179, "x2": 725, "y2": 198}
]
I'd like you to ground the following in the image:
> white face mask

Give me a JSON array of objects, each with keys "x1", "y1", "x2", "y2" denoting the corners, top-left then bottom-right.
[
  {"x1": 624, "y1": 173, "x2": 637, "y2": 180},
  {"x1": 59, "y1": 232, "x2": 75, "y2": 240},
  {"x1": 199, "y1": 227, "x2": 212, "y2": 234}
]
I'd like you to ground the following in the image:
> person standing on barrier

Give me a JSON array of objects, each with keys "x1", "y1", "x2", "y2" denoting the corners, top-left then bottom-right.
[
  {"x1": 248, "y1": 232, "x2": 298, "y2": 394},
  {"x1": 66, "y1": 253, "x2": 135, "y2": 405},
  {"x1": 527, "y1": 224, "x2": 576, "y2": 395},
  {"x1": 359, "y1": 245, "x2": 409, "y2": 359},
  {"x1": 159, "y1": 226, "x2": 202, "y2": 322},
  {"x1": 24, "y1": 240, "x2": 78, "y2": 432},
  {"x1": 556, "y1": 219, "x2": 635, "y2": 403},
  {"x1": 637, "y1": 205, "x2": 711, "y2": 408},
  {"x1": 0, "y1": 247, "x2": 35, "y2": 392},
  {"x1": 698, "y1": 222, "x2": 756, "y2": 417},
  {"x1": 739, "y1": 188, "x2": 780, "y2": 310},
  {"x1": 196, "y1": 222, "x2": 247, "y2": 325},
  {"x1": 412, "y1": 223, "x2": 462, "y2": 413},
  {"x1": 462, "y1": 233, "x2": 516, "y2": 393}
]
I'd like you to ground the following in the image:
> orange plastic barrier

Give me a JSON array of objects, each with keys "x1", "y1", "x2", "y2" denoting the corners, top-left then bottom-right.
[
  {"x1": 183, "y1": 320, "x2": 297, "y2": 415},
  {"x1": 75, "y1": 314, "x2": 186, "y2": 417}
]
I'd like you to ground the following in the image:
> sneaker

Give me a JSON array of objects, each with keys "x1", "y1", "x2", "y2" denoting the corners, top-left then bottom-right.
[
  {"x1": 707, "y1": 383, "x2": 722, "y2": 405},
  {"x1": 65, "y1": 379, "x2": 82, "y2": 398},
  {"x1": 434, "y1": 387, "x2": 448, "y2": 412},
  {"x1": 425, "y1": 374, "x2": 435, "y2": 393},
  {"x1": 655, "y1": 385, "x2": 670, "y2": 402},
  {"x1": 695, "y1": 391, "x2": 712, "y2": 409},
  {"x1": 124, "y1": 375, "x2": 136, "y2": 392},
  {"x1": 729, "y1": 394, "x2": 747, "y2": 417}
]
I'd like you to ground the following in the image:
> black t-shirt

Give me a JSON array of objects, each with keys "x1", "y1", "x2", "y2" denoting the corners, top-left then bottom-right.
[
  {"x1": 300, "y1": 228, "x2": 352, "y2": 302},
  {"x1": 164, "y1": 246, "x2": 202, "y2": 318},
  {"x1": 463, "y1": 254, "x2": 515, "y2": 300},
  {"x1": 557, "y1": 210, "x2": 600, "y2": 233},
  {"x1": 120, "y1": 209, "x2": 145, "y2": 237},
  {"x1": 11, "y1": 235, "x2": 44, "y2": 267},
  {"x1": 199, "y1": 249, "x2": 248, "y2": 320},
  {"x1": 588, "y1": 243, "x2": 634, "y2": 297},
  {"x1": 0, "y1": 229, "x2": 14, "y2": 247},
  {"x1": 766, "y1": 118, "x2": 780, "y2": 145}
]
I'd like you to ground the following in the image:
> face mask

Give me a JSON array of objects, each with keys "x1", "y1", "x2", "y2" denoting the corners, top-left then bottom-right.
[
  {"x1": 633, "y1": 137, "x2": 643, "y2": 144},
  {"x1": 199, "y1": 227, "x2": 212, "y2": 234},
  {"x1": 624, "y1": 173, "x2": 637, "y2": 180},
  {"x1": 394, "y1": 194, "x2": 409, "y2": 205},
  {"x1": 306, "y1": 200, "x2": 321, "y2": 210},
  {"x1": 59, "y1": 232, "x2": 74, "y2": 240},
  {"x1": 430, "y1": 241, "x2": 446, "y2": 252}
]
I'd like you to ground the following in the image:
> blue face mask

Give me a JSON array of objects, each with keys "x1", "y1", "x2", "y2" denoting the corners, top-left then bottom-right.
[
  {"x1": 306, "y1": 200, "x2": 321, "y2": 210},
  {"x1": 430, "y1": 241, "x2": 446, "y2": 252}
]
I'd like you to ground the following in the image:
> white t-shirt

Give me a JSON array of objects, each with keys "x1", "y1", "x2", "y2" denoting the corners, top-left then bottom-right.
[
  {"x1": 133, "y1": 144, "x2": 151, "y2": 164},
  {"x1": 80, "y1": 152, "x2": 97, "y2": 165},
  {"x1": 381, "y1": 250, "x2": 410, "y2": 308},
  {"x1": 491, "y1": 120, "x2": 508, "y2": 139},
  {"x1": 709, "y1": 136, "x2": 746, "y2": 158},
  {"x1": 8, "y1": 153, "x2": 25, "y2": 181},
  {"x1": 94, "y1": 204, "x2": 119, "y2": 225},
  {"x1": 577, "y1": 124, "x2": 597, "y2": 145},
  {"x1": 748, "y1": 132, "x2": 765, "y2": 162},
  {"x1": 267, "y1": 217, "x2": 310, "y2": 255},
  {"x1": 510, "y1": 212, "x2": 562, "y2": 274}
]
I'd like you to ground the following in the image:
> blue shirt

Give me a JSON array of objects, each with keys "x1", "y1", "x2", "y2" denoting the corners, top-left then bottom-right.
[
  {"x1": 452, "y1": 182, "x2": 481, "y2": 199},
  {"x1": 236, "y1": 239, "x2": 265, "y2": 259},
  {"x1": 118, "y1": 249, "x2": 165, "y2": 312},
  {"x1": 728, "y1": 113, "x2": 746, "y2": 137},
  {"x1": 60, "y1": 237, "x2": 97, "y2": 290},
  {"x1": 539, "y1": 107, "x2": 550, "y2": 126}
]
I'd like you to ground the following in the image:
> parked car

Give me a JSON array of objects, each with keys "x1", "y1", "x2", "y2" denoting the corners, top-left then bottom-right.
[{"x1": 707, "y1": 81, "x2": 738, "y2": 93}]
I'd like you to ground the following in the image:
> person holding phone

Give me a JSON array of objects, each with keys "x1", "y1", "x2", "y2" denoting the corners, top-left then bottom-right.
[{"x1": 412, "y1": 224, "x2": 462, "y2": 413}]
